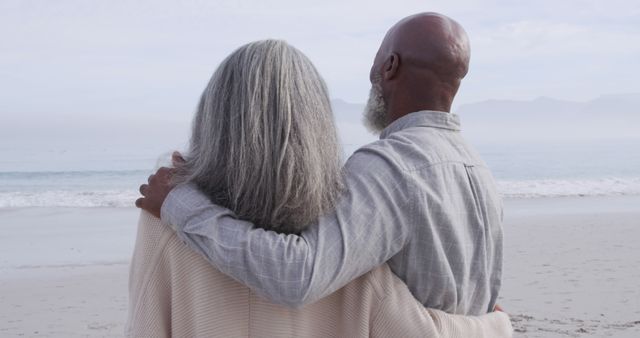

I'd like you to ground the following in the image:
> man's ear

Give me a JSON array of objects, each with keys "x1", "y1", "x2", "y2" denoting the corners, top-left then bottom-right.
[{"x1": 383, "y1": 53, "x2": 400, "y2": 80}]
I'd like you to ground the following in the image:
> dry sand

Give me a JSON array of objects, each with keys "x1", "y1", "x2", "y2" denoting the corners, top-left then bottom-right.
[
  {"x1": 1, "y1": 263, "x2": 129, "y2": 337},
  {"x1": 1, "y1": 197, "x2": 639, "y2": 337}
]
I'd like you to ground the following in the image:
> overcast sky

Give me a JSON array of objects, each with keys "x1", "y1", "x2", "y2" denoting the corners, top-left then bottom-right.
[{"x1": 1, "y1": 0, "x2": 639, "y2": 121}]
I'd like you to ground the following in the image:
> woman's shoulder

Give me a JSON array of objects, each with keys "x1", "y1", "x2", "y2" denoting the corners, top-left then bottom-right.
[
  {"x1": 129, "y1": 211, "x2": 177, "y2": 287},
  {"x1": 134, "y1": 211, "x2": 176, "y2": 258}
]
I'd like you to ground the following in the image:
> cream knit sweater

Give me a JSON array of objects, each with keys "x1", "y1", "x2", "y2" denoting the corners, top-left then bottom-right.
[{"x1": 126, "y1": 211, "x2": 513, "y2": 338}]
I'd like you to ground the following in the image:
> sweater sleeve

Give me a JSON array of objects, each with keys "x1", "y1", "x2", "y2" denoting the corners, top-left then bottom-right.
[{"x1": 370, "y1": 270, "x2": 513, "y2": 338}]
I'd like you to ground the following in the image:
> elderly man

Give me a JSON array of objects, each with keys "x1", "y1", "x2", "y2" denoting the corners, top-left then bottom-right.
[{"x1": 137, "y1": 12, "x2": 503, "y2": 315}]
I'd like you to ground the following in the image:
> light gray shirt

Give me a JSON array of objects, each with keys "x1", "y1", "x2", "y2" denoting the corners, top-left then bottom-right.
[{"x1": 161, "y1": 110, "x2": 504, "y2": 315}]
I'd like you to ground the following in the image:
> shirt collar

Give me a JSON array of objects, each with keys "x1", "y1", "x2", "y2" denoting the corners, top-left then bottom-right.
[{"x1": 380, "y1": 110, "x2": 461, "y2": 139}]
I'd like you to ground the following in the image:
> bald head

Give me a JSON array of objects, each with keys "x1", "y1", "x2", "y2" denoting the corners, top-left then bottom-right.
[
  {"x1": 382, "y1": 13, "x2": 470, "y2": 79},
  {"x1": 364, "y1": 13, "x2": 470, "y2": 132}
]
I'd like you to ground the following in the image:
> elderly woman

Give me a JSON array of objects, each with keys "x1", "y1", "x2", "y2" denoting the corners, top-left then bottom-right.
[{"x1": 126, "y1": 40, "x2": 512, "y2": 337}]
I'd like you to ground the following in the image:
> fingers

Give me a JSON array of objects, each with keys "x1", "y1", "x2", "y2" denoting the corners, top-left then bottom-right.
[
  {"x1": 137, "y1": 166, "x2": 175, "y2": 211},
  {"x1": 147, "y1": 168, "x2": 171, "y2": 184},
  {"x1": 135, "y1": 197, "x2": 145, "y2": 209},
  {"x1": 157, "y1": 167, "x2": 176, "y2": 180}
]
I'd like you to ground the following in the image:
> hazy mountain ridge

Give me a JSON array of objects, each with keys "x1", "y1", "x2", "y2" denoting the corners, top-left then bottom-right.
[
  {"x1": 455, "y1": 94, "x2": 640, "y2": 142},
  {"x1": 2, "y1": 94, "x2": 636, "y2": 168},
  {"x1": 456, "y1": 93, "x2": 640, "y2": 116},
  {"x1": 331, "y1": 94, "x2": 640, "y2": 144}
]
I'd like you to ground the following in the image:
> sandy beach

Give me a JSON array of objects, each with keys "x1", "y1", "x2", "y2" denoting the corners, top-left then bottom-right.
[
  {"x1": 0, "y1": 208, "x2": 138, "y2": 337},
  {"x1": 1, "y1": 197, "x2": 639, "y2": 337},
  {"x1": 500, "y1": 196, "x2": 640, "y2": 337}
]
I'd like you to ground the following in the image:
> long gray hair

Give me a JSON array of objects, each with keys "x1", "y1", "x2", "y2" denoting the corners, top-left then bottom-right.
[{"x1": 174, "y1": 40, "x2": 343, "y2": 234}]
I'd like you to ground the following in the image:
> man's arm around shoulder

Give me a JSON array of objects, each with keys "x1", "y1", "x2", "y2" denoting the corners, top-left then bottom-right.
[{"x1": 142, "y1": 148, "x2": 415, "y2": 307}]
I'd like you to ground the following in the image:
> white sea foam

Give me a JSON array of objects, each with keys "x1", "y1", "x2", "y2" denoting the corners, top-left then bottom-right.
[
  {"x1": 497, "y1": 177, "x2": 640, "y2": 198},
  {"x1": 1, "y1": 177, "x2": 640, "y2": 208},
  {"x1": 0, "y1": 190, "x2": 139, "y2": 208}
]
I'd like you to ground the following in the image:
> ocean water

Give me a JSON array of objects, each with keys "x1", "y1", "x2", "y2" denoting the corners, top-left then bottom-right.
[
  {"x1": 476, "y1": 139, "x2": 640, "y2": 199},
  {"x1": 0, "y1": 139, "x2": 638, "y2": 208}
]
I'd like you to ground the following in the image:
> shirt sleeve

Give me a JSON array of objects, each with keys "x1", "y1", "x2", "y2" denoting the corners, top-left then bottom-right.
[{"x1": 161, "y1": 146, "x2": 415, "y2": 307}]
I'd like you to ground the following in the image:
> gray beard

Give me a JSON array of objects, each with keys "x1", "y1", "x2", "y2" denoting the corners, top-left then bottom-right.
[{"x1": 362, "y1": 82, "x2": 389, "y2": 134}]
